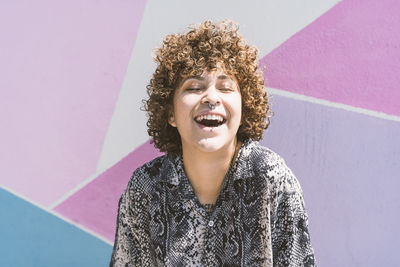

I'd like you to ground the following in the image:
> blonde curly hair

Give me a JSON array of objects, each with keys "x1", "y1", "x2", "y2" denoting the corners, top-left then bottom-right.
[{"x1": 143, "y1": 20, "x2": 271, "y2": 154}]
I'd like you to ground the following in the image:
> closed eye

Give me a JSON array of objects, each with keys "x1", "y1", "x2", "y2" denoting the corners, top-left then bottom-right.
[
  {"x1": 186, "y1": 88, "x2": 202, "y2": 92},
  {"x1": 220, "y1": 88, "x2": 234, "y2": 92}
]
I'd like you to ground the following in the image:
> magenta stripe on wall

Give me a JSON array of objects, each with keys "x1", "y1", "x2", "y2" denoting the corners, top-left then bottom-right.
[
  {"x1": 0, "y1": 0, "x2": 147, "y2": 206},
  {"x1": 261, "y1": 0, "x2": 400, "y2": 116},
  {"x1": 54, "y1": 141, "x2": 163, "y2": 241}
]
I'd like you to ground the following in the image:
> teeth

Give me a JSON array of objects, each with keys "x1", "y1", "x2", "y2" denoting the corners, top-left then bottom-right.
[{"x1": 195, "y1": 114, "x2": 224, "y2": 122}]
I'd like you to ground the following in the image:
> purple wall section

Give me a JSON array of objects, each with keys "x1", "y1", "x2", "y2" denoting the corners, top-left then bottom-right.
[
  {"x1": 261, "y1": 0, "x2": 400, "y2": 116},
  {"x1": 261, "y1": 95, "x2": 400, "y2": 266},
  {"x1": 0, "y1": 0, "x2": 146, "y2": 206},
  {"x1": 54, "y1": 141, "x2": 163, "y2": 241}
]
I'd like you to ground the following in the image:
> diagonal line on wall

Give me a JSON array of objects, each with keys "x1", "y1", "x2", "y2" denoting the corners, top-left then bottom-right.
[
  {"x1": 269, "y1": 88, "x2": 400, "y2": 123},
  {"x1": 48, "y1": 173, "x2": 99, "y2": 210}
]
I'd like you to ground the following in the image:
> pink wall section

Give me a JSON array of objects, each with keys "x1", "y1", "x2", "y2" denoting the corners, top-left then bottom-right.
[
  {"x1": 54, "y1": 141, "x2": 163, "y2": 241},
  {"x1": 261, "y1": 0, "x2": 400, "y2": 116},
  {"x1": 0, "y1": 0, "x2": 146, "y2": 206}
]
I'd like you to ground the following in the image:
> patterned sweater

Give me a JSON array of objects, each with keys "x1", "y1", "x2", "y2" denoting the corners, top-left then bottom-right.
[{"x1": 110, "y1": 140, "x2": 316, "y2": 266}]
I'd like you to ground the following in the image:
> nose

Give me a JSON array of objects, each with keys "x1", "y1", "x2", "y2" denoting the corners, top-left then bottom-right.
[{"x1": 201, "y1": 86, "x2": 221, "y2": 106}]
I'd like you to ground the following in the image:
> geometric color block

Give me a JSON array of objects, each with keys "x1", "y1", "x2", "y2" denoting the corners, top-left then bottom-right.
[
  {"x1": 54, "y1": 140, "x2": 163, "y2": 242},
  {"x1": 262, "y1": 0, "x2": 400, "y2": 116},
  {"x1": 261, "y1": 94, "x2": 400, "y2": 266},
  {"x1": 0, "y1": 0, "x2": 147, "y2": 206},
  {"x1": 0, "y1": 188, "x2": 112, "y2": 267}
]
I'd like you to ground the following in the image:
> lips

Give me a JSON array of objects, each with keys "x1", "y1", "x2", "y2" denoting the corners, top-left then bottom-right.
[{"x1": 194, "y1": 112, "x2": 226, "y2": 128}]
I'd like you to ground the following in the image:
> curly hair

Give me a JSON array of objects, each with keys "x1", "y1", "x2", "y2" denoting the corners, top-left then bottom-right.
[{"x1": 143, "y1": 20, "x2": 271, "y2": 154}]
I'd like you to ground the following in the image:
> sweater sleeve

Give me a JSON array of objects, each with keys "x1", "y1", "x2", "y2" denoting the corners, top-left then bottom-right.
[
  {"x1": 269, "y1": 158, "x2": 317, "y2": 267},
  {"x1": 109, "y1": 174, "x2": 155, "y2": 267}
]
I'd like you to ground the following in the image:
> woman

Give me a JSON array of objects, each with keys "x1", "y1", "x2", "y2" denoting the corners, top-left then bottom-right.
[{"x1": 110, "y1": 20, "x2": 316, "y2": 266}]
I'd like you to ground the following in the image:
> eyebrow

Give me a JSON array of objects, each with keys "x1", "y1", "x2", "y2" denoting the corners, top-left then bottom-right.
[
  {"x1": 182, "y1": 74, "x2": 234, "y2": 84},
  {"x1": 182, "y1": 75, "x2": 205, "y2": 83},
  {"x1": 217, "y1": 75, "x2": 233, "y2": 81}
]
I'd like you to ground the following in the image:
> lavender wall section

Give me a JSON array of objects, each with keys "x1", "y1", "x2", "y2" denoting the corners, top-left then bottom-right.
[
  {"x1": 261, "y1": 96, "x2": 400, "y2": 266},
  {"x1": 0, "y1": 0, "x2": 146, "y2": 206}
]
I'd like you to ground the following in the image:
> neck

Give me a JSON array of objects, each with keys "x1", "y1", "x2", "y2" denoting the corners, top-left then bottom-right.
[{"x1": 181, "y1": 139, "x2": 240, "y2": 205}]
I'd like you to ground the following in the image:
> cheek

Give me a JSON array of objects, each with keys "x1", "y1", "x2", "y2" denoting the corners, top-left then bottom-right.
[
  {"x1": 173, "y1": 96, "x2": 195, "y2": 122},
  {"x1": 225, "y1": 97, "x2": 242, "y2": 126},
  {"x1": 233, "y1": 98, "x2": 243, "y2": 125},
  {"x1": 230, "y1": 95, "x2": 242, "y2": 116}
]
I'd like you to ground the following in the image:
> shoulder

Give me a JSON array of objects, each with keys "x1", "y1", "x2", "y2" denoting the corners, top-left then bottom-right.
[
  {"x1": 246, "y1": 141, "x2": 283, "y2": 169},
  {"x1": 132, "y1": 155, "x2": 167, "y2": 179},
  {"x1": 126, "y1": 154, "x2": 169, "y2": 193},
  {"x1": 245, "y1": 141, "x2": 302, "y2": 195},
  {"x1": 244, "y1": 141, "x2": 288, "y2": 178}
]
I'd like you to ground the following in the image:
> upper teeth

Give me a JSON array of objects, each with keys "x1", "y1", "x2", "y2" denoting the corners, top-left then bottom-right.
[{"x1": 195, "y1": 114, "x2": 224, "y2": 122}]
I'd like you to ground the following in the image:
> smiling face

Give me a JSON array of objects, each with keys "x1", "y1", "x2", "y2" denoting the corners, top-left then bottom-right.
[{"x1": 168, "y1": 68, "x2": 242, "y2": 154}]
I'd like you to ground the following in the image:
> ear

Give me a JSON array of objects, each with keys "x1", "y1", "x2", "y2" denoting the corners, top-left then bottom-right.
[{"x1": 168, "y1": 110, "x2": 177, "y2": 127}]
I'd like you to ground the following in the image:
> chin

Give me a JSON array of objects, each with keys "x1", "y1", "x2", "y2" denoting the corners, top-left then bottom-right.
[{"x1": 196, "y1": 136, "x2": 235, "y2": 153}]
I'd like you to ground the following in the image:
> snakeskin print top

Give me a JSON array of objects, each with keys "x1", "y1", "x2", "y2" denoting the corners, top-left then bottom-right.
[{"x1": 110, "y1": 140, "x2": 316, "y2": 266}]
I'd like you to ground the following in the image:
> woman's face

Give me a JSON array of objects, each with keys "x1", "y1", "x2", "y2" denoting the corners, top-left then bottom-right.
[{"x1": 169, "y1": 68, "x2": 242, "y2": 153}]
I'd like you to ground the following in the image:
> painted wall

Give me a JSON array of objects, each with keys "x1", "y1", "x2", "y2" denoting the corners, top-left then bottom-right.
[{"x1": 1, "y1": 0, "x2": 399, "y2": 266}]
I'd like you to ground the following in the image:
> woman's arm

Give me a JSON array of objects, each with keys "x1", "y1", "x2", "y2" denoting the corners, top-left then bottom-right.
[
  {"x1": 270, "y1": 160, "x2": 316, "y2": 267},
  {"x1": 110, "y1": 175, "x2": 155, "y2": 266}
]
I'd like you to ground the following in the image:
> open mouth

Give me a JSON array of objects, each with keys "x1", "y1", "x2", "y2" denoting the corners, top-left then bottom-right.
[{"x1": 194, "y1": 114, "x2": 226, "y2": 128}]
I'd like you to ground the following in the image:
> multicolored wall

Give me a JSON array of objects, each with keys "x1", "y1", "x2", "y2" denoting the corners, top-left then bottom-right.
[{"x1": 1, "y1": 0, "x2": 399, "y2": 266}]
